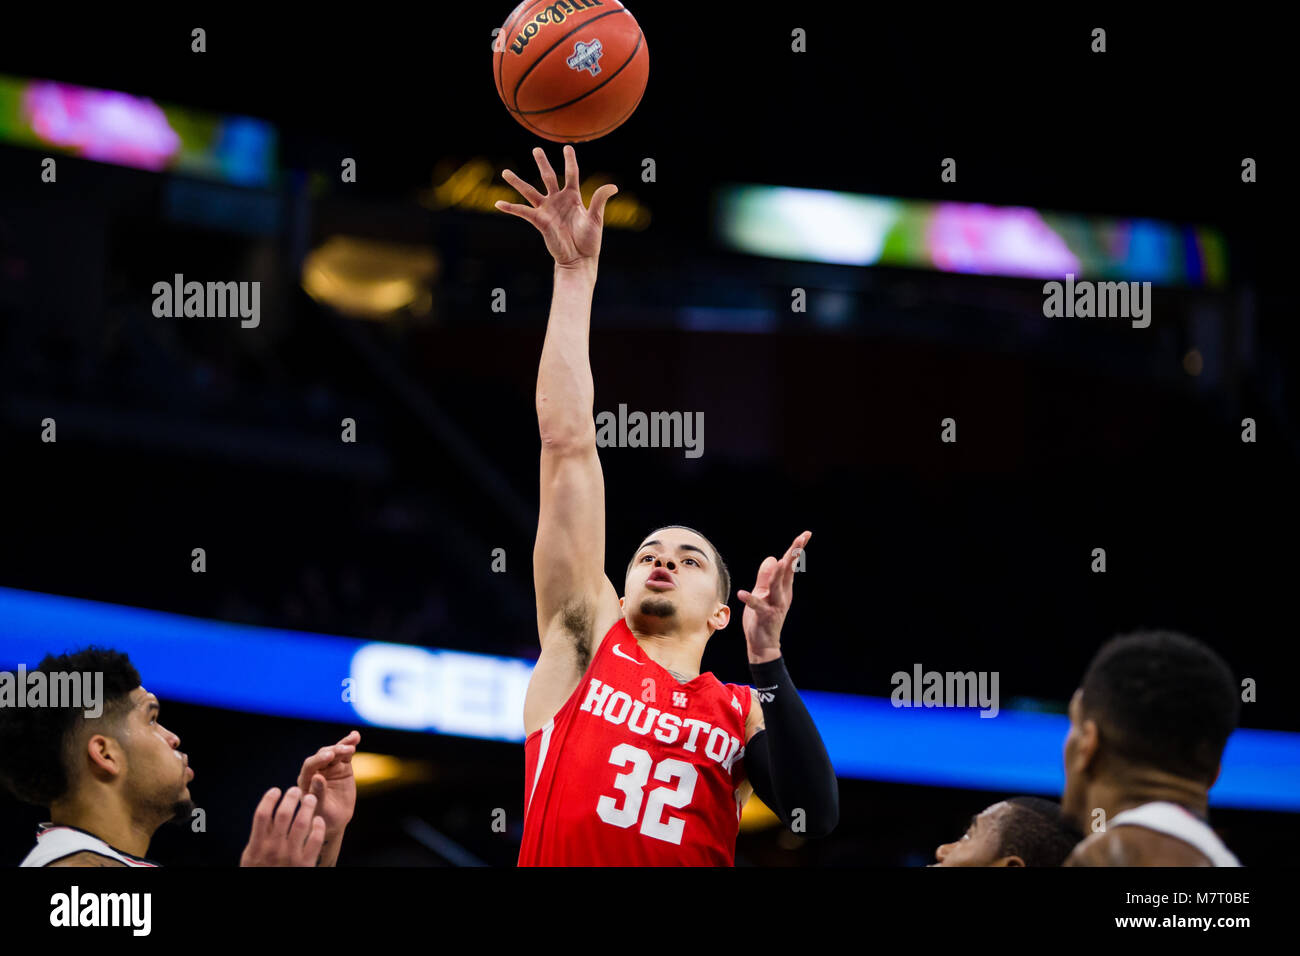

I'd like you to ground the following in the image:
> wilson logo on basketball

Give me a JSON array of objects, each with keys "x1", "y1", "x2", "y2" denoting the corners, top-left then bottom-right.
[{"x1": 509, "y1": 0, "x2": 606, "y2": 56}]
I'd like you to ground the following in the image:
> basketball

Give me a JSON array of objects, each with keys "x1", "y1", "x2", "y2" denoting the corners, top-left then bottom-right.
[{"x1": 493, "y1": 1, "x2": 649, "y2": 143}]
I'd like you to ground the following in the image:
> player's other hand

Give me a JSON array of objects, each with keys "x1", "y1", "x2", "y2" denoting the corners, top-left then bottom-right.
[
  {"x1": 239, "y1": 787, "x2": 327, "y2": 867},
  {"x1": 737, "y1": 530, "x2": 811, "y2": 664},
  {"x1": 495, "y1": 145, "x2": 618, "y2": 271}
]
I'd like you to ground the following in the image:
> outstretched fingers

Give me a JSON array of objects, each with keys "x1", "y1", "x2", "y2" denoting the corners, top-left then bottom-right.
[
  {"x1": 300, "y1": 746, "x2": 334, "y2": 782},
  {"x1": 289, "y1": 792, "x2": 319, "y2": 849},
  {"x1": 248, "y1": 787, "x2": 280, "y2": 846},
  {"x1": 533, "y1": 146, "x2": 560, "y2": 193},
  {"x1": 272, "y1": 786, "x2": 304, "y2": 841},
  {"x1": 494, "y1": 200, "x2": 540, "y2": 224},
  {"x1": 502, "y1": 168, "x2": 545, "y2": 207},
  {"x1": 779, "y1": 531, "x2": 811, "y2": 599},
  {"x1": 303, "y1": 815, "x2": 327, "y2": 865},
  {"x1": 744, "y1": 555, "x2": 781, "y2": 602},
  {"x1": 563, "y1": 144, "x2": 580, "y2": 192},
  {"x1": 588, "y1": 183, "x2": 619, "y2": 222}
]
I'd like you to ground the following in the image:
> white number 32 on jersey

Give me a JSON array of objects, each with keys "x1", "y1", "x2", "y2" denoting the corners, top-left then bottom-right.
[{"x1": 596, "y1": 743, "x2": 698, "y2": 845}]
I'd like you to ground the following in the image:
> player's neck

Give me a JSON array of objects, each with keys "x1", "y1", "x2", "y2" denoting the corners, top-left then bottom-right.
[
  {"x1": 628, "y1": 626, "x2": 707, "y2": 682},
  {"x1": 49, "y1": 789, "x2": 157, "y2": 858},
  {"x1": 1092, "y1": 768, "x2": 1210, "y2": 823}
]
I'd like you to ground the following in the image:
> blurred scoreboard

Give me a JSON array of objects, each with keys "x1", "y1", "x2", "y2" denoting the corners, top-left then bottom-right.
[
  {"x1": 715, "y1": 184, "x2": 1227, "y2": 288},
  {"x1": 0, "y1": 73, "x2": 276, "y2": 187}
]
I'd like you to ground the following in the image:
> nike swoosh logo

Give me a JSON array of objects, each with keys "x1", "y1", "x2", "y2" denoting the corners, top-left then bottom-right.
[{"x1": 611, "y1": 643, "x2": 643, "y2": 665}]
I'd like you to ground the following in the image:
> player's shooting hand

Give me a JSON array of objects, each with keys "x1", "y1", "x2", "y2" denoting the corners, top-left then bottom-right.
[
  {"x1": 239, "y1": 787, "x2": 327, "y2": 867},
  {"x1": 737, "y1": 531, "x2": 811, "y2": 664},
  {"x1": 495, "y1": 145, "x2": 619, "y2": 271},
  {"x1": 296, "y1": 730, "x2": 360, "y2": 838}
]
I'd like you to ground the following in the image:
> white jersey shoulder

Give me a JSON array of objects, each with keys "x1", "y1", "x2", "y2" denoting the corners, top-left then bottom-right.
[
  {"x1": 19, "y1": 824, "x2": 157, "y2": 868},
  {"x1": 1108, "y1": 801, "x2": 1240, "y2": 867}
]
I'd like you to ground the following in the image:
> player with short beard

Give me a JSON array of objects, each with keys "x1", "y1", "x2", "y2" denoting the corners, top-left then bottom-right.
[
  {"x1": 0, "y1": 647, "x2": 360, "y2": 867},
  {"x1": 497, "y1": 146, "x2": 838, "y2": 865}
]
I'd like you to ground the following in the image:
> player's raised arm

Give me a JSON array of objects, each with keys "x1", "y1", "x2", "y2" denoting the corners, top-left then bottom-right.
[{"x1": 496, "y1": 146, "x2": 621, "y2": 659}]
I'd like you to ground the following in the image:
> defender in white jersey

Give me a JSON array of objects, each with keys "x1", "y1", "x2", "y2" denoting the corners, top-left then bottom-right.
[
  {"x1": 1060, "y1": 631, "x2": 1242, "y2": 866},
  {"x1": 21, "y1": 823, "x2": 158, "y2": 867},
  {"x1": 1106, "y1": 801, "x2": 1241, "y2": 866},
  {"x1": 0, "y1": 647, "x2": 360, "y2": 867}
]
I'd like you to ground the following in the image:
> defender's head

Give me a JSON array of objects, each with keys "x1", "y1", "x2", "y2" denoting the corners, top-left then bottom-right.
[
  {"x1": 0, "y1": 647, "x2": 193, "y2": 825},
  {"x1": 931, "y1": 797, "x2": 1081, "y2": 867},
  {"x1": 622, "y1": 525, "x2": 731, "y2": 636},
  {"x1": 1062, "y1": 631, "x2": 1239, "y2": 830}
]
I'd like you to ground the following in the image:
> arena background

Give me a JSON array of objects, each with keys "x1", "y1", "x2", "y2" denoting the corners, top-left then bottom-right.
[{"x1": 1, "y1": 11, "x2": 1295, "y2": 866}]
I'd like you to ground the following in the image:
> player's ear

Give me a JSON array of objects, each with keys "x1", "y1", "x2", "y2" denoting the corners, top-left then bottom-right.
[
  {"x1": 1077, "y1": 718, "x2": 1100, "y2": 768},
  {"x1": 618, "y1": 596, "x2": 625, "y2": 612},
  {"x1": 85, "y1": 732, "x2": 122, "y2": 778},
  {"x1": 1068, "y1": 688, "x2": 1084, "y2": 720},
  {"x1": 709, "y1": 602, "x2": 730, "y2": 632},
  {"x1": 993, "y1": 855, "x2": 1026, "y2": 867}
]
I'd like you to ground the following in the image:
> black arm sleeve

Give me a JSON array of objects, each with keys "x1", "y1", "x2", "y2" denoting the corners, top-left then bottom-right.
[{"x1": 742, "y1": 656, "x2": 839, "y2": 838}]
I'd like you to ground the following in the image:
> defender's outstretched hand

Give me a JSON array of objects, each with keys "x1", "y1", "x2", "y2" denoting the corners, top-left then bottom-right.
[
  {"x1": 496, "y1": 145, "x2": 619, "y2": 269},
  {"x1": 297, "y1": 730, "x2": 360, "y2": 836},
  {"x1": 737, "y1": 531, "x2": 811, "y2": 663},
  {"x1": 240, "y1": 787, "x2": 327, "y2": 867},
  {"x1": 295, "y1": 729, "x2": 360, "y2": 867}
]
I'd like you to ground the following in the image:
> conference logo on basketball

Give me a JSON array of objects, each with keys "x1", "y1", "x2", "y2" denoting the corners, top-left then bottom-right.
[{"x1": 568, "y1": 39, "x2": 604, "y2": 75}]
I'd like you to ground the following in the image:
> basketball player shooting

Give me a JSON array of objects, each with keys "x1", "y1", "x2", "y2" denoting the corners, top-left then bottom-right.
[{"x1": 496, "y1": 145, "x2": 838, "y2": 865}]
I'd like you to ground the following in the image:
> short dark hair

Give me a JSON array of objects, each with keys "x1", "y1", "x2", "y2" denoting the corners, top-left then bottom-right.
[
  {"x1": 1080, "y1": 630, "x2": 1239, "y2": 784},
  {"x1": 996, "y1": 796, "x2": 1081, "y2": 866},
  {"x1": 626, "y1": 525, "x2": 730, "y2": 604},
  {"x1": 0, "y1": 647, "x2": 141, "y2": 806}
]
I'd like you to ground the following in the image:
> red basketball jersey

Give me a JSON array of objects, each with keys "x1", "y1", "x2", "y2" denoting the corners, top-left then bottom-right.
[{"x1": 519, "y1": 618, "x2": 753, "y2": 866}]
